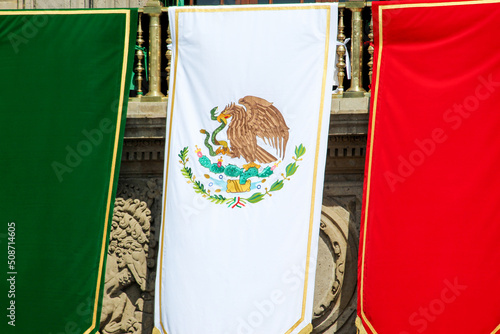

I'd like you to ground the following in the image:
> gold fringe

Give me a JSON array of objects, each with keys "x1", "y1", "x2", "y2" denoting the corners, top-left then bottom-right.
[
  {"x1": 298, "y1": 323, "x2": 313, "y2": 334},
  {"x1": 356, "y1": 316, "x2": 368, "y2": 334},
  {"x1": 152, "y1": 327, "x2": 162, "y2": 334}
]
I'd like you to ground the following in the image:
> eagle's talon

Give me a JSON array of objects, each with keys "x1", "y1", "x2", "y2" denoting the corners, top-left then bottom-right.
[{"x1": 215, "y1": 147, "x2": 231, "y2": 156}]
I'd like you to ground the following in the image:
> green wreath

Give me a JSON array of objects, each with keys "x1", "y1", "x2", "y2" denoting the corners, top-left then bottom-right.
[{"x1": 178, "y1": 144, "x2": 306, "y2": 208}]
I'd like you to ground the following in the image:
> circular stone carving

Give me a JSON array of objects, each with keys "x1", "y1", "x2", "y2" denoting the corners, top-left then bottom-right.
[{"x1": 312, "y1": 204, "x2": 358, "y2": 333}]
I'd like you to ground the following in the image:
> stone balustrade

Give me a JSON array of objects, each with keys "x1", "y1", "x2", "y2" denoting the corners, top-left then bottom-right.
[{"x1": 129, "y1": 1, "x2": 374, "y2": 101}]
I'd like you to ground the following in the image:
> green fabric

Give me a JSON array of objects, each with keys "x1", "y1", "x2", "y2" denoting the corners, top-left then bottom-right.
[
  {"x1": 130, "y1": 45, "x2": 147, "y2": 92},
  {"x1": 0, "y1": 9, "x2": 137, "y2": 334}
]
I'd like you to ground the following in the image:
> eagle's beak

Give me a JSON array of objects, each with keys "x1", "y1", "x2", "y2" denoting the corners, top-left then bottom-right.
[{"x1": 217, "y1": 113, "x2": 231, "y2": 124}]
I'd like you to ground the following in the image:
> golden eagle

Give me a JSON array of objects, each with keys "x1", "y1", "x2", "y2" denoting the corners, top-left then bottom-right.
[{"x1": 217, "y1": 96, "x2": 289, "y2": 167}]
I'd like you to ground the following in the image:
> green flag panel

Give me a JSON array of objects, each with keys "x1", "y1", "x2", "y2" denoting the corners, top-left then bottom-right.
[{"x1": 0, "y1": 9, "x2": 137, "y2": 334}]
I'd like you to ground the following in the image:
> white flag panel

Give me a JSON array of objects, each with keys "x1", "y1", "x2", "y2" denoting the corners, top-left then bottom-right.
[{"x1": 155, "y1": 4, "x2": 338, "y2": 334}]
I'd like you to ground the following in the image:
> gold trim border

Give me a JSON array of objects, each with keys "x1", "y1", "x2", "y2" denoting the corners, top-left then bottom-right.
[
  {"x1": 158, "y1": 4, "x2": 333, "y2": 334},
  {"x1": 88, "y1": 10, "x2": 131, "y2": 334},
  {"x1": 356, "y1": 316, "x2": 368, "y2": 334},
  {"x1": 0, "y1": 9, "x2": 133, "y2": 334},
  {"x1": 298, "y1": 323, "x2": 313, "y2": 334},
  {"x1": 359, "y1": 1, "x2": 500, "y2": 334}
]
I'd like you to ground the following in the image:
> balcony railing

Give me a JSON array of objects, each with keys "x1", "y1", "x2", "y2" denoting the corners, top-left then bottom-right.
[{"x1": 129, "y1": 0, "x2": 373, "y2": 101}]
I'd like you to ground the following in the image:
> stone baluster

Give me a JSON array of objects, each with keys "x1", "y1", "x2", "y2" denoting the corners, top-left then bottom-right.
[
  {"x1": 345, "y1": 1, "x2": 366, "y2": 97},
  {"x1": 165, "y1": 24, "x2": 172, "y2": 94},
  {"x1": 336, "y1": 7, "x2": 347, "y2": 94},
  {"x1": 135, "y1": 12, "x2": 145, "y2": 97},
  {"x1": 368, "y1": 12, "x2": 374, "y2": 90},
  {"x1": 143, "y1": 0, "x2": 164, "y2": 101}
]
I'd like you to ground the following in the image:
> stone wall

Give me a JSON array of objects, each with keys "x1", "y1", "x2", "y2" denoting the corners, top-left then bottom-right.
[{"x1": 0, "y1": 0, "x2": 17, "y2": 8}]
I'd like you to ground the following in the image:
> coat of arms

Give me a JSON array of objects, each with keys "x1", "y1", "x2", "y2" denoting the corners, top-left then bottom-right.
[{"x1": 178, "y1": 96, "x2": 305, "y2": 208}]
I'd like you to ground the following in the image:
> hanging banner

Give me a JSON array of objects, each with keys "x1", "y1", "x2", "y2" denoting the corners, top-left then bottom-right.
[
  {"x1": 0, "y1": 9, "x2": 137, "y2": 334},
  {"x1": 358, "y1": 1, "x2": 500, "y2": 333},
  {"x1": 154, "y1": 4, "x2": 338, "y2": 334}
]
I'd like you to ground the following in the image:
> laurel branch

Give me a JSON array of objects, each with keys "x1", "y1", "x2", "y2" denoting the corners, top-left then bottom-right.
[{"x1": 178, "y1": 144, "x2": 305, "y2": 208}]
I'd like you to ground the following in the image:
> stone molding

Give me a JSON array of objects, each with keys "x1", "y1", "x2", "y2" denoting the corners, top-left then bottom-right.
[{"x1": 312, "y1": 203, "x2": 358, "y2": 334}]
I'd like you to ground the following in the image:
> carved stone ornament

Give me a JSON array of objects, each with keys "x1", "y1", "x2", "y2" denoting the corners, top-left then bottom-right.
[
  {"x1": 97, "y1": 178, "x2": 162, "y2": 334},
  {"x1": 312, "y1": 204, "x2": 359, "y2": 334},
  {"x1": 99, "y1": 198, "x2": 153, "y2": 334}
]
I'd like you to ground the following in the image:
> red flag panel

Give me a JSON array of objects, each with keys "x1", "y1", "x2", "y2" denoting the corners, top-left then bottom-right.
[{"x1": 359, "y1": 1, "x2": 500, "y2": 333}]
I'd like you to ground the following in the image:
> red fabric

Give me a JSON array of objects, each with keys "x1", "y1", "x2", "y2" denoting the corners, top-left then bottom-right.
[{"x1": 359, "y1": 1, "x2": 500, "y2": 333}]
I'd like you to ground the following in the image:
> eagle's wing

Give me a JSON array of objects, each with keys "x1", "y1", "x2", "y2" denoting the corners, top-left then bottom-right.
[
  {"x1": 226, "y1": 108, "x2": 257, "y2": 163},
  {"x1": 242, "y1": 96, "x2": 289, "y2": 160}
]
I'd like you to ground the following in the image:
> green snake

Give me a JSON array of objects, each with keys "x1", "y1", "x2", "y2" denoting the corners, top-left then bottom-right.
[
  {"x1": 199, "y1": 155, "x2": 273, "y2": 184},
  {"x1": 200, "y1": 107, "x2": 229, "y2": 156}
]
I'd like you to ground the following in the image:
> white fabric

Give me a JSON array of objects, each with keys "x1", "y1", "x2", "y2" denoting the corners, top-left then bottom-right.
[
  {"x1": 155, "y1": 4, "x2": 338, "y2": 334},
  {"x1": 336, "y1": 38, "x2": 351, "y2": 80}
]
